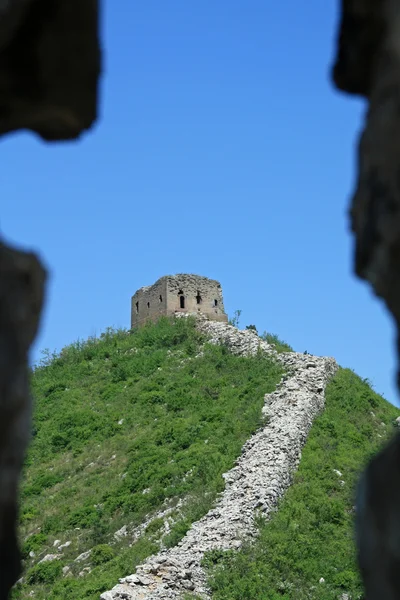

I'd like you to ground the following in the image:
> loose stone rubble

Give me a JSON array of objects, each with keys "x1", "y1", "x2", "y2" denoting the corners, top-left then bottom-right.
[
  {"x1": 101, "y1": 316, "x2": 338, "y2": 600},
  {"x1": 113, "y1": 497, "x2": 188, "y2": 545}
]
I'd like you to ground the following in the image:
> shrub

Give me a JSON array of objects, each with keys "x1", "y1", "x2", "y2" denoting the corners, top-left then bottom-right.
[
  {"x1": 26, "y1": 560, "x2": 62, "y2": 584},
  {"x1": 261, "y1": 332, "x2": 293, "y2": 353},
  {"x1": 68, "y1": 505, "x2": 100, "y2": 529},
  {"x1": 42, "y1": 515, "x2": 61, "y2": 535},
  {"x1": 202, "y1": 549, "x2": 235, "y2": 569},
  {"x1": 21, "y1": 533, "x2": 47, "y2": 558},
  {"x1": 163, "y1": 519, "x2": 191, "y2": 548},
  {"x1": 23, "y1": 471, "x2": 63, "y2": 498},
  {"x1": 91, "y1": 544, "x2": 115, "y2": 565},
  {"x1": 19, "y1": 507, "x2": 39, "y2": 524},
  {"x1": 145, "y1": 518, "x2": 164, "y2": 536},
  {"x1": 228, "y1": 310, "x2": 241, "y2": 328}
]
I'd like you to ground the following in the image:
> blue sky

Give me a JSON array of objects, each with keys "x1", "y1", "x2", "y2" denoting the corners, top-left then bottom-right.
[{"x1": 2, "y1": 1, "x2": 398, "y2": 405}]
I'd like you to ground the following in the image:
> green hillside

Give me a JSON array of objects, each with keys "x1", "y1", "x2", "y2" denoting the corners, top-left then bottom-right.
[
  {"x1": 202, "y1": 369, "x2": 400, "y2": 600},
  {"x1": 13, "y1": 317, "x2": 284, "y2": 600},
  {"x1": 12, "y1": 316, "x2": 400, "y2": 600}
]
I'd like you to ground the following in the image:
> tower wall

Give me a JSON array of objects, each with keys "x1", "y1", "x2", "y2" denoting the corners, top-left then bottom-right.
[
  {"x1": 130, "y1": 277, "x2": 167, "y2": 329},
  {"x1": 165, "y1": 274, "x2": 228, "y2": 322},
  {"x1": 131, "y1": 274, "x2": 228, "y2": 329}
]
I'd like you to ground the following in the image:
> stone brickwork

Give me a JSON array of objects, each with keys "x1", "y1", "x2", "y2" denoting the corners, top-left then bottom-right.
[{"x1": 131, "y1": 274, "x2": 228, "y2": 329}]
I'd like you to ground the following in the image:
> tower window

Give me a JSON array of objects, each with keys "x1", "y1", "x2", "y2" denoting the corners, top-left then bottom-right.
[
  {"x1": 214, "y1": 299, "x2": 218, "y2": 307},
  {"x1": 147, "y1": 301, "x2": 150, "y2": 309},
  {"x1": 159, "y1": 295, "x2": 163, "y2": 302},
  {"x1": 178, "y1": 289, "x2": 185, "y2": 309},
  {"x1": 135, "y1": 301, "x2": 139, "y2": 314},
  {"x1": 196, "y1": 292, "x2": 202, "y2": 304}
]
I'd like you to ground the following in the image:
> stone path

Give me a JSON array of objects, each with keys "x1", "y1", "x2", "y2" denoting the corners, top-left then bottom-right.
[{"x1": 101, "y1": 319, "x2": 338, "y2": 599}]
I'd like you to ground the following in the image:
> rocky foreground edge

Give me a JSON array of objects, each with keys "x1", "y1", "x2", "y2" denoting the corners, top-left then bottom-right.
[{"x1": 101, "y1": 316, "x2": 338, "y2": 600}]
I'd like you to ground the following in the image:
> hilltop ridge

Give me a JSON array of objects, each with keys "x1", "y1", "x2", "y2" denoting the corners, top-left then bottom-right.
[
  {"x1": 12, "y1": 315, "x2": 400, "y2": 600},
  {"x1": 101, "y1": 316, "x2": 337, "y2": 599}
]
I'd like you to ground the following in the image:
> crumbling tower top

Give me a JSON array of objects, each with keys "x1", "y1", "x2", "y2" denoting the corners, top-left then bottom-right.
[{"x1": 131, "y1": 274, "x2": 228, "y2": 329}]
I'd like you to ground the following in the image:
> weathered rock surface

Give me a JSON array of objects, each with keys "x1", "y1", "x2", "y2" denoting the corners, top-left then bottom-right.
[
  {"x1": 101, "y1": 317, "x2": 338, "y2": 599},
  {"x1": 0, "y1": 2, "x2": 101, "y2": 597},
  {"x1": 0, "y1": 241, "x2": 46, "y2": 600},
  {"x1": 0, "y1": 0, "x2": 101, "y2": 141},
  {"x1": 332, "y1": 2, "x2": 400, "y2": 598}
]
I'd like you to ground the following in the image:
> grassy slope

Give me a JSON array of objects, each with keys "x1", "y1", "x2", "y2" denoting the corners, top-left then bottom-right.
[
  {"x1": 13, "y1": 317, "x2": 284, "y2": 600},
  {"x1": 202, "y1": 369, "x2": 400, "y2": 600}
]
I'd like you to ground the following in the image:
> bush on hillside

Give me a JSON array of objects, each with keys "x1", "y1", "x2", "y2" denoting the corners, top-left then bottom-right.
[
  {"x1": 91, "y1": 544, "x2": 115, "y2": 565},
  {"x1": 261, "y1": 332, "x2": 293, "y2": 353},
  {"x1": 21, "y1": 533, "x2": 47, "y2": 558},
  {"x1": 26, "y1": 560, "x2": 63, "y2": 585}
]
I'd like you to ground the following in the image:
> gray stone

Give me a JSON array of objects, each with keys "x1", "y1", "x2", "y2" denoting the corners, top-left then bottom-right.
[
  {"x1": 0, "y1": 242, "x2": 46, "y2": 599},
  {"x1": 124, "y1": 575, "x2": 140, "y2": 585},
  {"x1": 332, "y1": 2, "x2": 400, "y2": 598},
  {"x1": 75, "y1": 549, "x2": 92, "y2": 563},
  {"x1": 137, "y1": 576, "x2": 152, "y2": 586},
  {"x1": 114, "y1": 525, "x2": 128, "y2": 540},
  {"x1": 0, "y1": 1, "x2": 101, "y2": 595},
  {"x1": 131, "y1": 274, "x2": 228, "y2": 329},
  {"x1": 58, "y1": 541, "x2": 71, "y2": 551},
  {"x1": 0, "y1": 0, "x2": 101, "y2": 142},
  {"x1": 39, "y1": 554, "x2": 61, "y2": 563}
]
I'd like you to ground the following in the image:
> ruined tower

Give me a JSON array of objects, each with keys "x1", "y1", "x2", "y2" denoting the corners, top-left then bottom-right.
[{"x1": 131, "y1": 274, "x2": 228, "y2": 329}]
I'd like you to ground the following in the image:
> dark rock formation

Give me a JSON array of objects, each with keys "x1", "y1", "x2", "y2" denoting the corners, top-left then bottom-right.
[
  {"x1": 0, "y1": 243, "x2": 46, "y2": 599},
  {"x1": 0, "y1": 0, "x2": 101, "y2": 141},
  {"x1": 356, "y1": 434, "x2": 400, "y2": 600},
  {"x1": 0, "y1": 1, "x2": 101, "y2": 598},
  {"x1": 332, "y1": 1, "x2": 400, "y2": 598}
]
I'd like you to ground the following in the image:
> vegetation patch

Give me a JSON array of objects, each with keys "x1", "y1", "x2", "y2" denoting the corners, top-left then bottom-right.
[
  {"x1": 202, "y1": 368, "x2": 400, "y2": 600},
  {"x1": 26, "y1": 560, "x2": 63, "y2": 585},
  {"x1": 260, "y1": 332, "x2": 293, "y2": 353},
  {"x1": 91, "y1": 544, "x2": 115, "y2": 566},
  {"x1": 13, "y1": 316, "x2": 284, "y2": 600}
]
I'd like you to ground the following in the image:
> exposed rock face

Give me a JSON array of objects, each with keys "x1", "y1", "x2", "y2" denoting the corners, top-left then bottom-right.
[
  {"x1": 0, "y1": 2, "x2": 101, "y2": 597},
  {"x1": 356, "y1": 434, "x2": 400, "y2": 600},
  {"x1": 0, "y1": 0, "x2": 101, "y2": 141},
  {"x1": 101, "y1": 318, "x2": 338, "y2": 599},
  {"x1": 0, "y1": 242, "x2": 46, "y2": 600},
  {"x1": 332, "y1": 1, "x2": 400, "y2": 597}
]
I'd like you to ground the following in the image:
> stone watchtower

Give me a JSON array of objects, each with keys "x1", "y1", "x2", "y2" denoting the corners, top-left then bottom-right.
[{"x1": 131, "y1": 274, "x2": 228, "y2": 329}]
